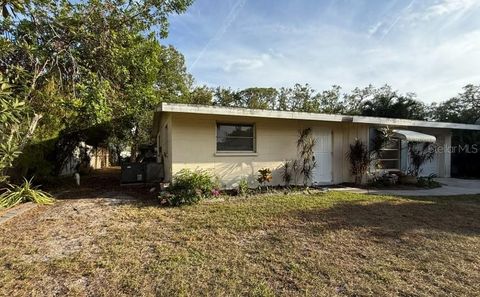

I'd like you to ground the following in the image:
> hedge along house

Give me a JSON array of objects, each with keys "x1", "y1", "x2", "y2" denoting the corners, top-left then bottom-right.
[{"x1": 153, "y1": 103, "x2": 480, "y2": 188}]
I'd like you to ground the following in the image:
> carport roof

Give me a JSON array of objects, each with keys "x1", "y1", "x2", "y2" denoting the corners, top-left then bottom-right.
[
  {"x1": 392, "y1": 129, "x2": 437, "y2": 142},
  {"x1": 156, "y1": 103, "x2": 480, "y2": 131}
]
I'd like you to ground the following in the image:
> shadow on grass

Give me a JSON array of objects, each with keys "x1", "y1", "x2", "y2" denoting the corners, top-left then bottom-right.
[{"x1": 293, "y1": 198, "x2": 480, "y2": 237}]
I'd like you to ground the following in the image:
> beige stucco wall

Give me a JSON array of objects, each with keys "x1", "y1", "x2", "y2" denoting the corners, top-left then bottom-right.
[{"x1": 158, "y1": 112, "x2": 369, "y2": 188}]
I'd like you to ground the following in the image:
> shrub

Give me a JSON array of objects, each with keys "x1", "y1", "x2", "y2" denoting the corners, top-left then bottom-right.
[
  {"x1": 238, "y1": 177, "x2": 249, "y2": 196},
  {"x1": 165, "y1": 169, "x2": 217, "y2": 206},
  {"x1": 0, "y1": 178, "x2": 54, "y2": 209},
  {"x1": 257, "y1": 168, "x2": 272, "y2": 188},
  {"x1": 417, "y1": 175, "x2": 441, "y2": 188}
]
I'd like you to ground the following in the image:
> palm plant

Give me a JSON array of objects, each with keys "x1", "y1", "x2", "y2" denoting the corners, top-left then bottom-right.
[
  {"x1": 408, "y1": 142, "x2": 437, "y2": 176},
  {"x1": 0, "y1": 178, "x2": 54, "y2": 209},
  {"x1": 297, "y1": 128, "x2": 317, "y2": 186},
  {"x1": 347, "y1": 139, "x2": 370, "y2": 185},
  {"x1": 281, "y1": 161, "x2": 292, "y2": 187}
]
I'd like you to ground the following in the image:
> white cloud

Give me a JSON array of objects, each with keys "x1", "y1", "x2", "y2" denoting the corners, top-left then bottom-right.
[
  {"x1": 223, "y1": 55, "x2": 269, "y2": 72},
  {"x1": 424, "y1": 0, "x2": 479, "y2": 19}
]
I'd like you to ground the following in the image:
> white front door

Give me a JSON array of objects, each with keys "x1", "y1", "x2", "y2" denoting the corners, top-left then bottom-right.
[{"x1": 312, "y1": 128, "x2": 333, "y2": 184}]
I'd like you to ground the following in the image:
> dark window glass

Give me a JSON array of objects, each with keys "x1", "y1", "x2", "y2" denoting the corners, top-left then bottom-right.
[{"x1": 217, "y1": 124, "x2": 255, "y2": 151}]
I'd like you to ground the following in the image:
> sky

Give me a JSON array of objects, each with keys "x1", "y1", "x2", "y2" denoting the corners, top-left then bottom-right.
[{"x1": 163, "y1": 0, "x2": 480, "y2": 103}]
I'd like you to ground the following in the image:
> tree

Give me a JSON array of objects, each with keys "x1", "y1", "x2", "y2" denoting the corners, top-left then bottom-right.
[
  {"x1": 342, "y1": 85, "x2": 374, "y2": 115},
  {"x1": 360, "y1": 86, "x2": 427, "y2": 120},
  {"x1": 314, "y1": 85, "x2": 343, "y2": 114},
  {"x1": 188, "y1": 86, "x2": 213, "y2": 105},
  {"x1": 0, "y1": 78, "x2": 25, "y2": 183},
  {"x1": 433, "y1": 84, "x2": 480, "y2": 124},
  {"x1": 1, "y1": 0, "x2": 194, "y2": 175},
  {"x1": 213, "y1": 87, "x2": 241, "y2": 107},
  {"x1": 237, "y1": 87, "x2": 278, "y2": 109},
  {"x1": 1, "y1": 0, "x2": 27, "y2": 18}
]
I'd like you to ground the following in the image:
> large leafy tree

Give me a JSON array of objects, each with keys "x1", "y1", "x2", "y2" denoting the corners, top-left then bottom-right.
[
  {"x1": 237, "y1": 87, "x2": 278, "y2": 109},
  {"x1": 188, "y1": 86, "x2": 213, "y2": 105},
  {"x1": 1, "y1": 0, "x2": 193, "y2": 175},
  {"x1": 433, "y1": 84, "x2": 480, "y2": 124},
  {"x1": 359, "y1": 85, "x2": 427, "y2": 120},
  {"x1": 314, "y1": 85, "x2": 343, "y2": 114},
  {"x1": 213, "y1": 87, "x2": 241, "y2": 107}
]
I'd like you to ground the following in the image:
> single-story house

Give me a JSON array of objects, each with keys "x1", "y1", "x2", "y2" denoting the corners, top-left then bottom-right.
[{"x1": 153, "y1": 103, "x2": 480, "y2": 188}]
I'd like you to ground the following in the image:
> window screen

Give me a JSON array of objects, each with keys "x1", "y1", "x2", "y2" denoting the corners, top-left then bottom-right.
[
  {"x1": 216, "y1": 123, "x2": 255, "y2": 152},
  {"x1": 377, "y1": 139, "x2": 400, "y2": 170}
]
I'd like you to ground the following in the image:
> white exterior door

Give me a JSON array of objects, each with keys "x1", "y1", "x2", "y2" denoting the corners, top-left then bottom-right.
[{"x1": 312, "y1": 128, "x2": 333, "y2": 184}]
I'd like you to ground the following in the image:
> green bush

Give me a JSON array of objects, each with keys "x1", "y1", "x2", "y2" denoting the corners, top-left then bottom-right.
[
  {"x1": 164, "y1": 169, "x2": 218, "y2": 206},
  {"x1": 417, "y1": 175, "x2": 441, "y2": 188}
]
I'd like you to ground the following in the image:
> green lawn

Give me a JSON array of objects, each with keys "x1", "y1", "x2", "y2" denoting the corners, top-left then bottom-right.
[{"x1": 1, "y1": 191, "x2": 480, "y2": 296}]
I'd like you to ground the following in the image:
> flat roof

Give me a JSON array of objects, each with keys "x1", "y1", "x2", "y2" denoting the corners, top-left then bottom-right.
[{"x1": 157, "y1": 103, "x2": 480, "y2": 131}]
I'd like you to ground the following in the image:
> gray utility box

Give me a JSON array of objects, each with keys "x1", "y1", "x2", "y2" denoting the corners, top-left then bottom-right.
[
  {"x1": 121, "y1": 163, "x2": 146, "y2": 184},
  {"x1": 121, "y1": 163, "x2": 164, "y2": 184}
]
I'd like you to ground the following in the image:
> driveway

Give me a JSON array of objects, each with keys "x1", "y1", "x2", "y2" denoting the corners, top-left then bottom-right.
[{"x1": 333, "y1": 178, "x2": 480, "y2": 197}]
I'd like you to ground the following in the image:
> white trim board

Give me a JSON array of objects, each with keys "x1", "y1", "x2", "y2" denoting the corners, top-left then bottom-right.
[{"x1": 158, "y1": 103, "x2": 480, "y2": 131}]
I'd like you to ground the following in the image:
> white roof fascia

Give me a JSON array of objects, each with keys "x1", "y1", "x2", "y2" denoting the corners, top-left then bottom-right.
[{"x1": 157, "y1": 103, "x2": 480, "y2": 131}]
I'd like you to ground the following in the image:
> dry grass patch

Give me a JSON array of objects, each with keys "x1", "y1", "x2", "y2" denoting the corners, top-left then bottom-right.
[{"x1": 1, "y1": 191, "x2": 480, "y2": 296}]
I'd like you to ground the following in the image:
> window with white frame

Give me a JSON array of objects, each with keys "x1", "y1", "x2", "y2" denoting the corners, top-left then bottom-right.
[
  {"x1": 377, "y1": 138, "x2": 400, "y2": 170},
  {"x1": 216, "y1": 123, "x2": 255, "y2": 152}
]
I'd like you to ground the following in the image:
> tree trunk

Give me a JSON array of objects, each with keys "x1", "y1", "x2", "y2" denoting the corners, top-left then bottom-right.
[
  {"x1": 130, "y1": 144, "x2": 137, "y2": 163},
  {"x1": 17, "y1": 113, "x2": 43, "y2": 152},
  {"x1": 115, "y1": 145, "x2": 122, "y2": 165}
]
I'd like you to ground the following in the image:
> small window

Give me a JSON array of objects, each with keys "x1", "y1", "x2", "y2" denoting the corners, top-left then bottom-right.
[
  {"x1": 216, "y1": 123, "x2": 255, "y2": 152},
  {"x1": 377, "y1": 139, "x2": 400, "y2": 170}
]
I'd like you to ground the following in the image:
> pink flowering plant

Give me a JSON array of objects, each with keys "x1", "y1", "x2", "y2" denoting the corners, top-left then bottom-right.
[{"x1": 211, "y1": 189, "x2": 220, "y2": 197}]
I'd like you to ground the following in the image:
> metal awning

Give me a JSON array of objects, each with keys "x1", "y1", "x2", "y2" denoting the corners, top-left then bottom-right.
[{"x1": 392, "y1": 129, "x2": 436, "y2": 143}]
